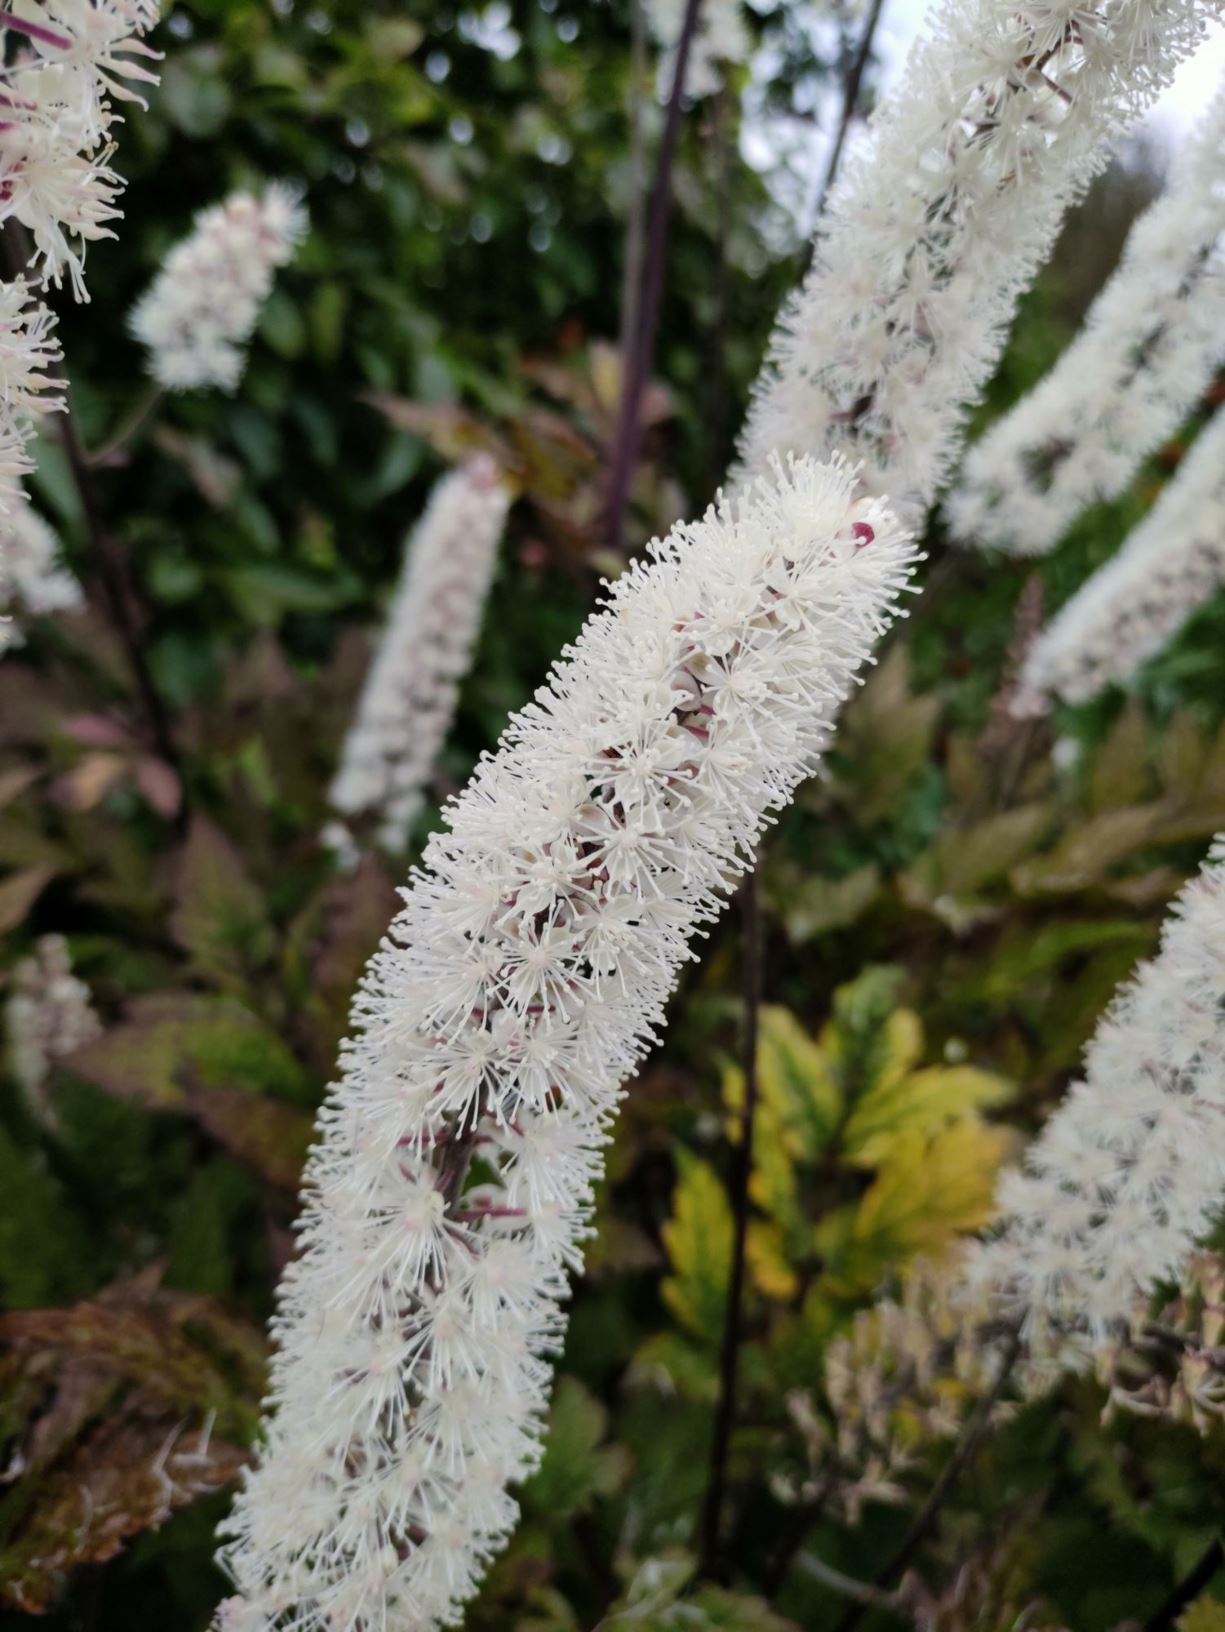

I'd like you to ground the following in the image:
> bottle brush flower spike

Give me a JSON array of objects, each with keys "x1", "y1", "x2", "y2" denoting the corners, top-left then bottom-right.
[
  {"x1": 1015, "y1": 406, "x2": 1225, "y2": 709},
  {"x1": 967, "y1": 833, "x2": 1225, "y2": 1368},
  {"x1": 736, "y1": 0, "x2": 1216, "y2": 522},
  {"x1": 214, "y1": 454, "x2": 920, "y2": 1632},
  {"x1": 0, "y1": 485, "x2": 81, "y2": 653},
  {"x1": 328, "y1": 457, "x2": 512, "y2": 855},
  {"x1": 130, "y1": 182, "x2": 308, "y2": 392},
  {"x1": 947, "y1": 75, "x2": 1225, "y2": 557}
]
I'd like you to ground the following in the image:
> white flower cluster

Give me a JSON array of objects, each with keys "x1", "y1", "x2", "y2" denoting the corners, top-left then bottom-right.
[
  {"x1": 644, "y1": 0, "x2": 751, "y2": 99},
  {"x1": 1016, "y1": 406, "x2": 1225, "y2": 708},
  {"x1": 967, "y1": 834, "x2": 1225, "y2": 1364},
  {"x1": 0, "y1": 0, "x2": 160, "y2": 296},
  {"x1": 328, "y1": 458, "x2": 511, "y2": 856},
  {"x1": 947, "y1": 79, "x2": 1225, "y2": 555},
  {"x1": 0, "y1": 0, "x2": 159, "y2": 501},
  {"x1": 130, "y1": 183, "x2": 308, "y2": 392},
  {"x1": 214, "y1": 454, "x2": 919, "y2": 1632},
  {"x1": 0, "y1": 483, "x2": 82, "y2": 653},
  {"x1": 0, "y1": 279, "x2": 62, "y2": 503},
  {"x1": 736, "y1": 0, "x2": 1215, "y2": 522},
  {"x1": 5, "y1": 933, "x2": 100, "y2": 1129}
]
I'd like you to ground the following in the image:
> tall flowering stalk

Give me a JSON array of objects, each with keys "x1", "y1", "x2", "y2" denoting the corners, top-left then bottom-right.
[
  {"x1": 736, "y1": 0, "x2": 1215, "y2": 521},
  {"x1": 215, "y1": 454, "x2": 919, "y2": 1632},
  {"x1": 0, "y1": 481, "x2": 80, "y2": 651},
  {"x1": 130, "y1": 183, "x2": 307, "y2": 392},
  {"x1": 327, "y1": 458, "x2": 511, "y2": 857},
  {"x1": 966, "y1": 834, "x2": 1225, "y2": 1365},
  {"x1": 947, "y1": 78, "x2": 1225, "y2": 556},
  {"x1": 643, "y1": 0, "x2": 750, "y2": 99},
  {"x1": 1015, "y1": 406, "x2": 1225, "y2": 708}
]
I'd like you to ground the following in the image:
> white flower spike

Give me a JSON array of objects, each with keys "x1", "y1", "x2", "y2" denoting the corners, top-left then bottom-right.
[
  {"x1": 967, "y1": 834, "x2": 1225, "y2": 1366},
  {"x1": 736, "y1": 0, "x2": 1215, "y2": 523},
  {"x1": 130, "y1": 183, "x2": 308, "y2": 393},
  {"x1": 329, "y1": 458, "x2": 512, "y2": 855},
  {"x1": 215, "y1": 454, "x2": 919, "y2": 1632},
  {"x1": 0, "y1": 484, "x2": 81, "y2": 653},
  {"x1": 948, "y1": 77, "x2": 1225, "y2": 556},
  {"x1": 1016, "y1": 407, "x2": 1225, "y2": 708}
]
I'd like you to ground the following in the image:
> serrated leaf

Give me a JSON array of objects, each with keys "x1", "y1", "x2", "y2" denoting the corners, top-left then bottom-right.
[
  {"x1": 746, "y1": 1219, "x2": 799, "y2": 1301},
  {"x1": 66, "y1": 994, "x2": 305, "y2": 1110},
  {"x1": 183, "y1": 1081, "x2": 313, "y2": 1190},
  {"x1": 822, "y1": 966, "x2": 911, "y2": 1104},
  {"x1": 842, "y1": 1065, "x2": 1014, "y2": 1167},
  {"x1": 625, "y1": 1333, "x2": 719, "y2": 1403},
  {"x1": 170, "y1": 817, "x2": 273, "y2": 987},
  {"x1": 818, "y1": 1122, "x2": 1011, "y2": 1298},
  {"x1": 0, "y1": 864, "x2": 54, "y2": 933},
  {"x1": 1089, "y1": 700, "x2": 1152, "y2": 812},
  {"x1": 903, "y1": 803, "x2": 1054, "y2": 910},
  {"x1": 661, "y1": 1152, "x2": 733, "y2": 1343},
  {"x1": 723, "y1": 1006, "x2": 842, "y2": 1164},
  {"x1": 1180, "y1": 1594, "x2": 1225, "y2": 1632},
  {"x1": 834, "y1": 644, "x2": 940, "y2": 824},
  {"x1": 524, "y1": 1377, "x2": 631, "y2": 1517},
  {"x1": 0, "y1": 1415, "x2": 246, "y2": 1612}
]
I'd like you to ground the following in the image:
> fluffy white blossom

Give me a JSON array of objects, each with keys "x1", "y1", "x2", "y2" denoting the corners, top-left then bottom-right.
[
  {"x1": 967, "y1": 835, "x2": 1225, "y2": 1365},
  {"x1": 644, "y1": 0, "x2": 751, "y2": 99},
  {"x1": 130, "y1": 183, "x2": 308, "y2": 392},
  {"x1": 736, "y1": 0, "x2": 1215, "y2": 522},
  {"x1": 0, "y1": 0, "x2": 161, "y2": 298},
  {"x1": 1016, "y1": 406, "x2": 1225, "y2": 707},
  {"x1": 948, "y1": 80, "x2": 1225, "y2": 555},
  {"x1": 5, "y1": 933, "x2": 100, "y2": 1128},
  {"x1": 0, "y1": 280, "x2": 63, "y2": 504},
  {"x1": 215, "y1": 454, "x2": 919, "y2": 1632},
  {"x1": 0, "y1": 482, "x2": 80, "y2": 652},
  {"x1": 329, "y1": 458, "x2": 512, "y2": 855}
]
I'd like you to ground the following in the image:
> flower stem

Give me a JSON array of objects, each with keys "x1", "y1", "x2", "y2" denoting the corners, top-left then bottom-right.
[
  {"x1": 1143, "y1": 1538, "x2": 1225, "y2": 1632},
  {"x1": 87, "y1": 383, "x2": 165, "y2": 468},
  {"x1": 698, "y1": 868, "x2": 762, "y2": 1576},
  {"x1": 605, "y1": 0, "x2": 703, "y2": 555}
]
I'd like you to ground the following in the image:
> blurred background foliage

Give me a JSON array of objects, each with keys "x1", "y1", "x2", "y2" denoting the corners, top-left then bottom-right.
[{"x1": 3, "y1": 0, "x2": 1225, "y2": 1628}]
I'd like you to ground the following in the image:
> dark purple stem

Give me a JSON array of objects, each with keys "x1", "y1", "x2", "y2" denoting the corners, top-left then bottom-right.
[
  {"x1": 698, "y1": 868, "x2": 762, "y2": 1576},
  {"x1": 605, "y1": 0, "x2": 704, "y2": 555}
]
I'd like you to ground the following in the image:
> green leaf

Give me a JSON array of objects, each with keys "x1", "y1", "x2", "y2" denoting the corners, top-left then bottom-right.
[
  {"x1": 832, "y1": 644, "x2": 940, "y2": 824},
  {"x1": 1180, "y1": 1594, "x2": 1225, "y2": 1632},
  {"x1": 524, "y1": 1377, "x2": 631, "y2": 1517},
  {"x1": 66, "y1": 993, "x2": 305, "y2": 1110},
  {"x1": 723, "y1": 1006, "x2": 842, "y2": 1165},
  {"x1": 661, "y1": 1151, "x2": 733, "y2": 1344},
  {"x1": 817, "y1": 1122, "x2": 1011, "y2": 1298},
  {"x1": 842, "y1": 1064, "x2": 1014, "y2": 1167},
  {"x1": 773, "y1": 863, "x2": 881, "y2": 944},
  {"x1": 170, "y1": 817, "x2": 274, "y2": 987},
  {"x1": 625, "y1": 1333, "x2": 719, "y2": 1403}
]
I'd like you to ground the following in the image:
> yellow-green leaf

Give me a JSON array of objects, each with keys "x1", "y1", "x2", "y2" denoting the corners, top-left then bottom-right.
[
  {"x1": 817, "y1": 1122, "x2": 1011, "y2": 1298},
  {"x1": 746, "y1": 1219, "x2": 799, "y2": 1302},
  {"x1": 1179, "y1": 1595, "x2": 1225, "y2": 1632},
  {"x1": 842, "y1": 1065, "x2": 1014, "y2": 1167},
  {"x1": 724, "y1": 1006, "x2": 842, "y2": 1163},
  {"x1": 661, "y1": 1152, "x2": 732, "y2": 1344}
]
